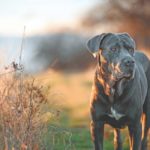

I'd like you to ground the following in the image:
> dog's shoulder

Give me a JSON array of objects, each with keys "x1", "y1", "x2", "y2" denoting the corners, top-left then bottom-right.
[
  {"x1": 134, "y1": 51, "x2": 150, "y2": 73},
  {"x1": 90, "y1": 71, "x2": 108, "y2": 103}
]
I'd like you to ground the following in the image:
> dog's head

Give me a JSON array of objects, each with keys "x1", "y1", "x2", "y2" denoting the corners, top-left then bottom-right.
[{"x1": 87, "y1": 33, "x2": 136, "y2": 81}]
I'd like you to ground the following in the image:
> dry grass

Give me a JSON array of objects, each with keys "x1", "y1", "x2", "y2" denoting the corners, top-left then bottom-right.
[
  {"x1": 0, "y1": 64, "x2": 62, "y2": 150},
  {"x1": 34, "y1": 69, "x2": 95, "y2": 127}
]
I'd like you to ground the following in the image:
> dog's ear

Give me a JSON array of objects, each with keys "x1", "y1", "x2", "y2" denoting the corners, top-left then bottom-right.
[
  {"x1": 119, "y1": 33, "x2": 136, "y2": 50},
  {"x1": 86, "y1": 33, "x2": 107, "y2": 57}
]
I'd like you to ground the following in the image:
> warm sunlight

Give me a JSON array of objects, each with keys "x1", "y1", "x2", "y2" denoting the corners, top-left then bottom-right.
[{"x1": 0, "y1": 0, "x2": 149, "y2": 149}]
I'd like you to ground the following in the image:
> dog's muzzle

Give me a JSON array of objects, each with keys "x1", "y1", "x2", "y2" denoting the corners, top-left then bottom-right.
[
  {"x1": 122, "y1": 56, "x2": 135, "y2": 68},
  {"x1": 113, "y1": 56, "x2": 135, "y2": 80}
]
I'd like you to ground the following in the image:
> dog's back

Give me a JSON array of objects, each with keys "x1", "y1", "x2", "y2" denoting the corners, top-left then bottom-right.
[
  {"x1": 135, "y1": 52, "x2": 150, "y2": 127},
  {"x1": 134, "y1": 51, "x2": 150, "y2": 73}
]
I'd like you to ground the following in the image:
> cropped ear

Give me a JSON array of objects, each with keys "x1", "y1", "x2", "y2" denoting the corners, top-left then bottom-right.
[{"x1": 86, "y1": 33, "x2": 107, "y2": 57}]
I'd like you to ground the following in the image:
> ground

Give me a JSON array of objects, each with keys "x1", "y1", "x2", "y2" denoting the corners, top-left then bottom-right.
[{"x1": 34, "y1": 69, "x2": 149, "y2": 150}]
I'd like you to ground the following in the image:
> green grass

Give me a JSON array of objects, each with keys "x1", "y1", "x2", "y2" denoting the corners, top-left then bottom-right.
[
  {"x1": 42, "y1": 126, "x2": 129, "y2": 150},
  {"x1": 41, "y1": 107, "x2": 129, "y2": 150}
]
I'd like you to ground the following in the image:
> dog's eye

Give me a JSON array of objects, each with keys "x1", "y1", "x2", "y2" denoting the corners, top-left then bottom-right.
[
  {"x1": 128, "y1": 48, "x2": 134, "y2": 54},
  {"x1": 111, "y1": 47, "x2": 117, "y2": 52}
]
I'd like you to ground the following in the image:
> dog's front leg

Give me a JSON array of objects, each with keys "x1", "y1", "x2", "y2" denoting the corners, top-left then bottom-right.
[
  {"x1": 91, "y1": 121, "x2": 104, "y2": 150},
  {"x1": 114, "y1": 128, "x2": 123, "y2": 150},
  {"x1": 128, "y1": 122, "x2": 142, "y2": 150}
]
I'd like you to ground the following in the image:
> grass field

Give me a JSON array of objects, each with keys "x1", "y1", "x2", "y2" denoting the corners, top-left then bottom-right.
[{"x1": 34, "y1": 69, "x2": 149, "y2": 150}]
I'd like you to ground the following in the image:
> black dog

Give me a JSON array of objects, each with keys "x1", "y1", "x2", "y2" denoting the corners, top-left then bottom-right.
[{"x1": 86, "y1": 33, "x2": 150, "y2": 150}]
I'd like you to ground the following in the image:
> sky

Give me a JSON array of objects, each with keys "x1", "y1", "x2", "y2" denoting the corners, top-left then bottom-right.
[
  {"x1": 0, "y1": 0, "x2": 100, "y2": 73},
  {"x1": 0, "y1": 0, "x2": 98, "y2": 36}
]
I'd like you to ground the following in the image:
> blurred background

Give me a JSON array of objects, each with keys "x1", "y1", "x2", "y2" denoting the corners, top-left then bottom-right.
[
  {"x1": 0, "y1": 0, "x2": 150, "y2": 149},
  {"x1": 0, "y1": 0, "x2": 150, "y2": 72}
]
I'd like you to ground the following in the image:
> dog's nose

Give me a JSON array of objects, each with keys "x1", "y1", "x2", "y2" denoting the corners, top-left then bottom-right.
[{"x1": 123, "y1": 57, "x2": 135, "y2": 67}]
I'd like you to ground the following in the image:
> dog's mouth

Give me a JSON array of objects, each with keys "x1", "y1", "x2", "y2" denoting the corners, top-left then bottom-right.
[
  {"x1": 110, "y1": 72, "x2": 134, "y2": 96},
  {"x1": 116, "y1": 73, "x2": 133, "y2": 80},
  {"x1": 110, "y1": 62, "x2": 135, "y2": 82},
  {"x1": 113, "y1": 70, "x2": 135, "y2": 81}
]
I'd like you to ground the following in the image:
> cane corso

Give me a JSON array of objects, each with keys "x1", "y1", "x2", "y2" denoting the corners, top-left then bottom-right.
[{"x1": 86, "y1": 33, "x2": 150, "y2": 150}]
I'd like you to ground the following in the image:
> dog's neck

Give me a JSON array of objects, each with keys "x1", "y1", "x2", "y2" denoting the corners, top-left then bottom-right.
[{"x1": 96, "y1": 65, "x2": 126, "y2": 103}]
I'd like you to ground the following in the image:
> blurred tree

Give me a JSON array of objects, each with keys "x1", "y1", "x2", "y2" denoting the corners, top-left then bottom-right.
[
  {"x1": 82, "y1": 0, "x2": 150, "y2": 49},
  {"x1": 33, "y1": 33, "x2": 94, "y2": 72}
]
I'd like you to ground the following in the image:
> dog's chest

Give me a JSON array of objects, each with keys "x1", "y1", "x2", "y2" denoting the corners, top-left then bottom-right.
[{"x1": 107, "y1": 107, "x2": 125, "y2": 120}]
